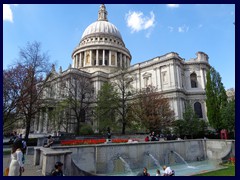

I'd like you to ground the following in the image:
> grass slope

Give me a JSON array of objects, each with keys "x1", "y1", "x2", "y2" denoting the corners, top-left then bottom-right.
[{"x1": 193, "y1": 165, "x2": 235, "y2": 176}]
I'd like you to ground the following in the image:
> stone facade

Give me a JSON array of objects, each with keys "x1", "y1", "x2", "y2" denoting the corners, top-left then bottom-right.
[{"x1": 33, "y1": 4, "x2": 210, "y2": 134}]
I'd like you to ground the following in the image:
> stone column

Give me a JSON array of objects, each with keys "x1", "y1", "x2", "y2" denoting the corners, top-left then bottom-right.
[
  {"x1": 44, "y1": 108, "x2": 49, "y2": 133},
  {"x1": 154, "y1": 68, "x2": 158, "y2": 89},
  {"x1": 159, "y1": 66, "x2": 162, "y2": 91},
  {"x1": 179, "y1": 98, "x2": 183, "y2": 119},
  {"x1": 76, "y1": 54, "x2": 79, "y2": 68},
  {"x1": 176, "y1": 65, "x2": 181, "y2": 89},
  {"x1": 73, "y1": 56, "x2": 76, "y2": 68},
  {"x1": 109, "y1": 50, "x2": 111, "y2": 66},
  {"x1": 120, "y1": 53, "x2": 123, "y2": 68},
  {"x1": 38, "y1": 109, "x2": 43, "y2": 133},
  {"x1": 74, "y1": 55, "x2": 76, "y2": 68},
  {"x1": 96, "y1": 50, "x2": 99, "y2": 66},
  {"x1": 201, "y1": 68, "x2": 205, "y2": 89},
  {"x1": 83, "y1": 51, "x2": 86, "y2": 67},
  {"x1": 171, "y1": 63, "x2": 176, "y2": 88},
  {"x1": 90, "y1": 50, "x2": 92, "y2": 66},
  {"x1": 79, "y1": 53, "x2": 82, "y2": 68},
  {"x1": 115, "y1": 52, "x2": 117, "y2": 67},
  {"x1": 103, "y1": 49, "x2": 105, "y2": 66},
  {"x1": 34, "y1": 111, "x2": 40, "y2": 133},
  {"x1": 175, "y1": 98, "x2": 180, "y2": 119},
  {"x1": 168, "y1": 64, "x2": 172, "y2": 87},
  {"x1": 179, "y1": 66, "x2": 183, "y2": 88},
  {"x1": 34, "y1": 115, "x2": 39, "y2": 133},
  {"x1": 124, "y1": 54, "x2": 126, "y2": 68},
  {"x1": 173, "y1": 63, "x2": 177, "y2": 88},
  {"x1": 42, "y1": 110, "x2": 46, "y2": 133}
]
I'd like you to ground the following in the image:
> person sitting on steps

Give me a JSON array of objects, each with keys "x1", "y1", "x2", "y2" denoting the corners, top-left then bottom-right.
[
  {"x1": 44, "y1": 135, "x2": 54, "y2": 148},
  {"x1": 162, "y1": 165, "x2": 175, "y2": 176}
]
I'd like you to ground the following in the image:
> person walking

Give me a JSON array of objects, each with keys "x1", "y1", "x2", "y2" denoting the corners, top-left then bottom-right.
[{"x1": 8, "y1": 142, "x2": 24, "y2": 176}]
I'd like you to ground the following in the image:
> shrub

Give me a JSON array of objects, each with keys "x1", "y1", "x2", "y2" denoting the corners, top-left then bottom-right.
[{"x1": 79, "y1": 124, "x2": 94, "y2": 135}]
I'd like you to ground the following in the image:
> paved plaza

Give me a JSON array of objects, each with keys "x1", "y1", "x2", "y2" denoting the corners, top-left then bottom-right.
[{"x1": 3, "y1": 153, "x2": 43, "y2": 176}]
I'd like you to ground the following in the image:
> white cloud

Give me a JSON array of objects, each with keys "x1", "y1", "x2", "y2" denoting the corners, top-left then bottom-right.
[
  {"x1": 168, "y1": 26, "x2": 174, "y2": 32},
  {"x1": 166, "y1": 4, "x2": 180, "y2": 8},
  {"x1": 3, "y1": 4, "x2": 13, "y2": 22},
  {"x1": 178, "y1": 25, "x2": 189, "y2": 33},
  {"x1": 126, "y1": 10, "x2": 155, "y2": 33},
  {"x1": 146, "y1": 32, "x2": 151, "y2": 38}
]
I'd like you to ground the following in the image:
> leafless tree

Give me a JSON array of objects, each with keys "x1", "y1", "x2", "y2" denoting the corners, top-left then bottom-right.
[
  {"x1": 64, "y1": 72, "x2": 95, "y2": 135},
  {"x1": 10, "y1": 41, "x2": 51, "y2": 142},
  {"x1": 3, "y1": 65, "x2": 27, "y2": 132},
  {"x1": 130, "y1": 85, "x2": 175, "y2": 133},
  {"x1": 112, "y1": 68, "x2": 134, "y2": 134}
]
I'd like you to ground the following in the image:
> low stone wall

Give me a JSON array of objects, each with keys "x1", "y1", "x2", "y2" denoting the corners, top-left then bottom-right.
[
  {"x1": 36, "y1": 139, "x2": 235, "y2": 176},
  {"x1": 205, "y1": 139, "x2": 235, "y2": 161},
  {"x1": 34, "y1": 147, "x2": 72, "y2": 176}
]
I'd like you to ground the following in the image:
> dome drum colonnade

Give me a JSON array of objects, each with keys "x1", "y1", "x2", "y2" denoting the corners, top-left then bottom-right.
[{"x1": 72, "y1": 4, "x2": 131, "y2": 72}]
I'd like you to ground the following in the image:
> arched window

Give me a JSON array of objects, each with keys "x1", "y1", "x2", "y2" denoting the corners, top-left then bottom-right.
[
  {"x1": 194, "y1": 102, "x2": 203, "y2": 118},
  {"x1": 190, "y1": 72, "x2": 197, "y2": 88}
]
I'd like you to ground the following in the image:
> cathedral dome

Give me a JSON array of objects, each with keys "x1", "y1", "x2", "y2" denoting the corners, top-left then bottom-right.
[
  {"x1": 81, "y1": 21, "x2": 122, "y2": 40},
  {"x1": 72, "y1": 4, "x2": 131, "y2": 74}
]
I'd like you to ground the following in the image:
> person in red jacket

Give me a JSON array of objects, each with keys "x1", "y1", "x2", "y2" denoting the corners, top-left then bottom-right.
[{"x1": 145, "y1": 136, "x2": 150, "y2": 142}]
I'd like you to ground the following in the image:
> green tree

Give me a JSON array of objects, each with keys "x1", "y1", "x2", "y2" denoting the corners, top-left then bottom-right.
[
  {"x1": 172, "y1": 119, "x2": 186, "y2": 137},
  {"x1": 126, "y1": 101, "x2": 146, "y2": 133},
  {"x1": 221, "y1": 100, "x2": 235, "y2": 138},
  {"x1": 206, "y1": 67, "x2": 228, "y2": 132},
  {"x1": 94, "y1": 82, "x2": 119, "y2": 133},
  {"x1": 173, "y1": 103, "x2": 208, "y2": 138}
]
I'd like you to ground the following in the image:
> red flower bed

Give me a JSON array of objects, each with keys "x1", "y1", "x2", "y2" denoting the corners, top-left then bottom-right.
[
  {"x1": 112, "y1": 139, "x2": 128, "y2": 143},
  {"x1": 229, "y1": 157, "x2": 235, "y2": 165},
  {"x1": 61, "y1": 138, "x2": 129, "y2": 146}
]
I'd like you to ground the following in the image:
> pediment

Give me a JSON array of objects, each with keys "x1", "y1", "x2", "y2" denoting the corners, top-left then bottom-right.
[{"x1": 142, "y1": 72, "x2": 152, "y2": 78}]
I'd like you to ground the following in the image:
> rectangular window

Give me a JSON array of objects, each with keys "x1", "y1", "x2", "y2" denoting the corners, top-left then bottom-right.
[{"x1": 162, "y1": 71, "x2": 168, "y2": 84}]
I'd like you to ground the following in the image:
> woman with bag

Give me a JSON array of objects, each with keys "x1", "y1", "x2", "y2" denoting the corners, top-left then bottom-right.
[
  {"x1": 4, "y1": 167, "x2": 9, "y2": 176},
  {"x1": 8, "y1": 141, "x2": 24, "y2": 176}
]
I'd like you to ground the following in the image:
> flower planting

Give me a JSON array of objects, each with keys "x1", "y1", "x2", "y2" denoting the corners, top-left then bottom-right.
[
  {"x1": 228, "y1": 157, "x2": 235, "y2": 165},
  {"x1": 61, "y1": 138, "x2": 132, "y2": 146}
]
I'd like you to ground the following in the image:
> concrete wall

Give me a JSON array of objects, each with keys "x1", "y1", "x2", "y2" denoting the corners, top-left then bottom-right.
[
  {"x1": 205, "y1": 140, "x2": 235, "y2": 161},
  {"x1": 37, "y1": 139, "x2": 235, "y2": 175}
]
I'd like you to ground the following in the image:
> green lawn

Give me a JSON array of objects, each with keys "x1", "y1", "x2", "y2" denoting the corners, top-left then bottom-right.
[{"x1": 193, "y1": 165, "x2": 235, "y2": 176}]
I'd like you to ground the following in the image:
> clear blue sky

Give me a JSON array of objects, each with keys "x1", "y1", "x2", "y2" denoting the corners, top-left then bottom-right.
[{"x1": 3, "y1": 4, "x2": 235, "y2": 90}]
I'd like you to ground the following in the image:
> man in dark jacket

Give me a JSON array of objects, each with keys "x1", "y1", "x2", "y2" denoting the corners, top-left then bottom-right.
[{"x1": 51, "y1": 162, "x2": 64, "y2": 176}]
